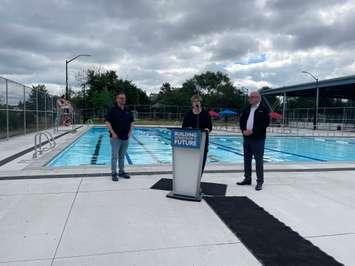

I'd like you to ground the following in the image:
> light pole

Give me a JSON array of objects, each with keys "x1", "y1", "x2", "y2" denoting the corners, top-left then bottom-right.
[
  {"x1": 302, "y1": 71, "x2": 319, "y2": 130},
  {"x1": 236, "y1": 84, "x2": 248, "y2": 105},
  {"x1": 240, "y1": 86, "x2": 248, "y2": 105},
  {"x1": 65, "y1": 54, "x2": 91, "y2": 100}
]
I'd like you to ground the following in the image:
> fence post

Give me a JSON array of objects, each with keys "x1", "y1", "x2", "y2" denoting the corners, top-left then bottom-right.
[
  {"x1": 5, "y1": 79, "x2": 9, "y2": 140},
  {"x1": 342, "y1": 107, "x2": 345, "y2": 132},
  {"x1": 36, "y1": 86, "x2": 39, "y2": 132},
  {"x1": 44, "y1": 94, "x2": 47, "y2": 129},
  {"x1": 23, "y1": 85, "x2": 26, "y2": 135},
  {"x1": 51, "y1": 97, "x2": 54, "y2": 129},
  {"x1": 282, "y1": 92, "x2": 286, "y2": 127}
]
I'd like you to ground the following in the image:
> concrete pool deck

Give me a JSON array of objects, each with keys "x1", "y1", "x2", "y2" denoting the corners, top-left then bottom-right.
[
  {"x1": 0, "y1": 171, "x2": 355, "y2": 265},
  {"x1": 0, "y1": 125, "x2": 355, "y2": 265}
]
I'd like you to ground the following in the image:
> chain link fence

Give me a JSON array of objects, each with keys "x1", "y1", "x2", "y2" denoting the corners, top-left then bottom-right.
[
  {"x1": 284, "y1": 107, "x2": 355, "y2": 131},
  {"x1": 78, "y1": 104, "x2": 355, "y2": 132},
  {"x1": 77, "y1": 104, "x2": 238, "y2": 125},
  {"x1": 3, "y1": 77, "x2": 351, "y2": 135},
  {"x1": 0, "y1": 76, "x2": 78, "y2": 140}
]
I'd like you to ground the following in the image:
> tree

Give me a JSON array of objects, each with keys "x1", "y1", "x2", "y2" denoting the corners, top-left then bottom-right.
[
  {"x1": 25, "y1": 85, "x2": 50, "y2": 110},
  {"x1": 154, "y1": 82, "x2": 183, "y2": 106},
  {"x1": 154, "y1": 71, "x2": 246, "y2": 109},
  {"x1": 160, "y1": 82, "x2": 172, "y2": 94},
  {"x1": 77, "y1": 69, "x2": 150, "y2": 112}
]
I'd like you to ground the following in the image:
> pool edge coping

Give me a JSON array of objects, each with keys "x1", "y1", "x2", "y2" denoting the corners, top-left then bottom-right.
[
  {"x1": 3, "y1": 125, "x2": 355, "y2": 179},
  {"x1": 1, "y1": 166, "x2": 355, "y2": 180},
  {"x1": 23, "y1": 126, "x2": 91, "y2": 170},
  {"x1": 0, "y1": 125, "x2": 84, "y2": 168}
]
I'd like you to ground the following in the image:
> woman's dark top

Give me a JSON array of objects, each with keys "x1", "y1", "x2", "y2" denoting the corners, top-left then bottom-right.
[
  {"x1": 182, "y1": 109, "x2": 212, "y2": 132},
  {"x1": 182, "y1": 109, "x2": 212, "y2": 172}
]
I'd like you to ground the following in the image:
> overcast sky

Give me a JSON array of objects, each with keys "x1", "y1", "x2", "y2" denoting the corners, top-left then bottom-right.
[{"x1": 1, "y1": 0, "x2": 355, "y2": 95}]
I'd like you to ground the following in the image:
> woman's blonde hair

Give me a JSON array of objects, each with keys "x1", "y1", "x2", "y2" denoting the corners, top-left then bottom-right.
[{"x1": 191, "y1": 94, "x2": 202, "y2": 103}]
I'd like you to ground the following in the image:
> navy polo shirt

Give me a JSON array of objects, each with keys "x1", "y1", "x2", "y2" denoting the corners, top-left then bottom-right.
[{"x1": 105, "y1": 105, "x2": 134, "y2": 140}]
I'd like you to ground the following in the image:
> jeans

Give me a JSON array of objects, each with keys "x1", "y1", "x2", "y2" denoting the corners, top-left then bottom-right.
[
  {"x1": 243, "y1": 138, "x2": 265, "y2": 183},
  {"x1": 110, "y1": 138, "x2": 129, "y2": 174}
]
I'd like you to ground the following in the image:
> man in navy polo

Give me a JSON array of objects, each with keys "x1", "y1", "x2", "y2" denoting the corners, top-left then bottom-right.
[{"x1": 105, "y1": 91, "x2": 134, "y2": 181}]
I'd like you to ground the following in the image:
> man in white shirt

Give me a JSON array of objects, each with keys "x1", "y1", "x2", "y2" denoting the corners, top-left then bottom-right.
[
  {"x1": 246, "y1": 102, "x2": 259, "y2": 132},
  {"x1": 237, "y1": 91, "x2": 270, "y2": 191}
]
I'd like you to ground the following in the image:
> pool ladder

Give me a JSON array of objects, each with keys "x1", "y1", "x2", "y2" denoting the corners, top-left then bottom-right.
[{"x1": 33, "y1": 131, "x2": 56, "y2": 158}]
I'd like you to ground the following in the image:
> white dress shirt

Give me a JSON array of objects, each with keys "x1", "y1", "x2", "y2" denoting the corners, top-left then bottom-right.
[{"x1": 246, "y1": 103, "x2": 260, "y2": 130}]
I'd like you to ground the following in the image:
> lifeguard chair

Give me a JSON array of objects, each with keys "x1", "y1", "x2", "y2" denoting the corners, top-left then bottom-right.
[{"x1": 55, "y1": 95, "x2": 74, "y2": 131}]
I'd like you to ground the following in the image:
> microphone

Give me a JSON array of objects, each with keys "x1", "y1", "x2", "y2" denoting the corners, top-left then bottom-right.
[{"x1": 194, "y1": 104, "x2": 200, "y2": 129}]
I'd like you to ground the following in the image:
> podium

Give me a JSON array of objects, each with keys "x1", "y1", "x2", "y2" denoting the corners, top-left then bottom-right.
[{"x1": 167, "y1": 128, "x2": 206, "y2": 202}]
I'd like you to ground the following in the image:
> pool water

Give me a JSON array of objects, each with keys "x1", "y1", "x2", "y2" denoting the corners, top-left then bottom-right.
[{"x1": 48, "y1": 127, "x2": 355, "y2": 167}]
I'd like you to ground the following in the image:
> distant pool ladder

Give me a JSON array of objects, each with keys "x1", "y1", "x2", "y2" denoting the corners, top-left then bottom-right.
[{"x1": 33, "y1": 131, "x2": 56, "y2": 158}]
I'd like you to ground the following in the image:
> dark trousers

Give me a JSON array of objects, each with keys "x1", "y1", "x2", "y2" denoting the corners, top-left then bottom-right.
[
  {"x1": 202, "y1": 138, "x2": 208, "y2": 174},
  {"x1": 200, "y1": 132, "x2": 209, "y2": 176},
  {"x1": 243, "y1": 138, "x2": 265, "y2": 183}
]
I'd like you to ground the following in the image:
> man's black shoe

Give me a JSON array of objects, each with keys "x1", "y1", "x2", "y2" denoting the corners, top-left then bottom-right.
[
  {"x1": 112, "y1": 173, "x2": 119, "y2": 182},
  {"x1": 119, "y1": 172, "x2": 130, "y2": 179},
  {"x1": 255, "y1": 183, "x2": 263, "y2": 191},
  {"x1": 237, "y1": 179, "x2": 252, "y2": 185}
]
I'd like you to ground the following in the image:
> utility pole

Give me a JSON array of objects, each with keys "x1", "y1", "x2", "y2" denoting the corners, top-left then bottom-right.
[
  {"x1": 65, "y1": 54, "x2": 91, "y2": 100},
  {"x1": 302, "y1": 71, "x2": 319, "y2": 130}
]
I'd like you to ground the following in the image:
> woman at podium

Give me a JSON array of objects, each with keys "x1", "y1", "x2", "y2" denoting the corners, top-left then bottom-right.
[{"x1": 182, "y1": 95, "x2": 212, "y2": 174}]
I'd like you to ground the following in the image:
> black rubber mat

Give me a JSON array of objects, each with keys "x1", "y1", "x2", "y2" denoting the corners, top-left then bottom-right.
[
  {"x1": 150, "y1": 178, "x2": 227, "y2": 196},
  {"x1": 205, "y1": 196, "x2": 343, "y2": 266}
]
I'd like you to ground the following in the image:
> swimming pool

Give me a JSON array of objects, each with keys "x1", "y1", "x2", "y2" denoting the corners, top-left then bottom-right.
[{"x1": 48, "y1": 127, "x2": 355, "y2": 167}]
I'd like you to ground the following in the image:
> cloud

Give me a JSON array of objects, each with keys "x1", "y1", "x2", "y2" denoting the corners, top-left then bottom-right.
[{"x1": 0, "y1": 0, "x2": 354, "y2": 95}]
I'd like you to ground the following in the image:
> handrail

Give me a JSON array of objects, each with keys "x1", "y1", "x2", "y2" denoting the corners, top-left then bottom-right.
[
  {"x1": 33, "y1": 131, "x2": 56, "y2": 158},
  {"x1": 43, "y1": 131, "x2": 56, "y2": 149}
]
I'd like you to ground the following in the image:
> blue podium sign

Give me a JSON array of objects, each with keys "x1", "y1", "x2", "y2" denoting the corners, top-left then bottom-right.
[
  {"x1": 168, "y1": 127, "x2": 206, "y2": 201},
  {"x1": 171, "y1": 128, "x2": 201, "y2": 149}
]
